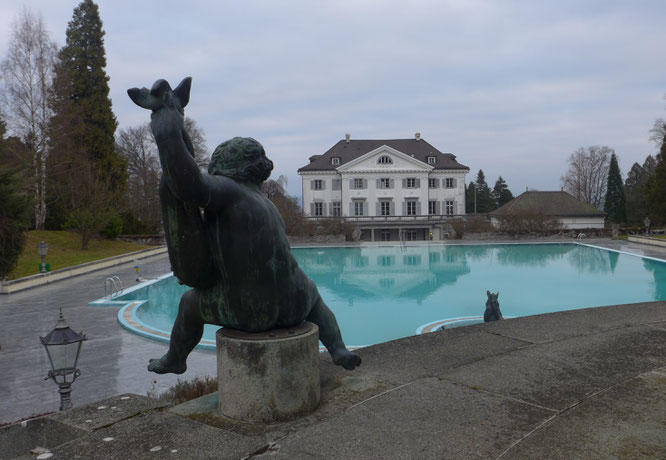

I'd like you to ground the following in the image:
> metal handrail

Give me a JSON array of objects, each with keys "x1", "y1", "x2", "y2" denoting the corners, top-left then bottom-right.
[{"x1": 104, "y1": 276, "x2": 124, "y2": 298}]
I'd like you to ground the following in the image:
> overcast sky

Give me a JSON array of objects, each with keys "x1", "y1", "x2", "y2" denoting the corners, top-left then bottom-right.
[{"x1": 1, "y1": 0, "x2": 665, "y2": 198}]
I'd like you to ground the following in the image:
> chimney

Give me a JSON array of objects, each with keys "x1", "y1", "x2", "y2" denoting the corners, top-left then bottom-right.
[
  {"x1": 415, "y1": 132, "x2": 421, "y2": 141},
  {"x1": 345, "y1": 133, "x2": 350, "y2": 143}
]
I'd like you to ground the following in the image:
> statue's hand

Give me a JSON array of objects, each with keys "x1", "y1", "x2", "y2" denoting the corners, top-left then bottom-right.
[{"x1": 127, "y1": 77, "x2": 192, "y2": 113}]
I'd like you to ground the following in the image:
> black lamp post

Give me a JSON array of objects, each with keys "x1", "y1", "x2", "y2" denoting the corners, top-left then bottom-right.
[
  {"x1": 40, "y1": 309, "x2": 87, "y2": 411},
  {"x1": 37, "y1": 240, "x2": 48, "y2": 273}
]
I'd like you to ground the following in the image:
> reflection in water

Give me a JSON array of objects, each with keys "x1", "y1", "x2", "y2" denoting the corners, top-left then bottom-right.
[
  {"x1": 496, "y1": 244, "x2": 574, "y2": 267},
  {"x1": 567, "y1": 245, "x2": 618, "y2": 274},
  {"x1": 643, "y1": 258, "x2": 666, "y2": 300},
  {"x1": 296, "y1": 246, "x2": 471, "y2": 303}
]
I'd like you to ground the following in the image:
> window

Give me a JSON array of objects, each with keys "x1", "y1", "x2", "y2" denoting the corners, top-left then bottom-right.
[
  {"x1": 428, "y1": 200, "x2": 438, "y2": 215},
  {"x1": 353, "y1": 178, "x2": 365, "y2": 189},
  {"x1": 403, "y1": 255, "x2": 422, "y2": 265},
  {"x1": 404, "y1": 231, "x2": 417, "y2": 241},
  {"x1": 427, "y1": 156, "x2": 436, "y2": 164},
  {"x1": 331, "y1": 157, "x2": 340, "y2": 165},
  {"x1": 428, "y1": 178, "x2": 438, "y2": 188},
  {"x1": 380, "y1": 230, "x2": 391, "y2": 242},
  {"x1": 331, "y1": 201, "x2": 341, "y2": 217},
  {"x1": 445, "y1": 178, "x2": 455, "y2": 188},
  {"x1": 379, "y1": 178, "x2": 391, "y2": 189},
  {"x1": 314, "y1": 202, "x2": 323, "y2": 216},
  {"x1": 379, "y1": 278, "x2": 394, "y2": 288},
  {"x1": 353, "y1": 200, "x2": 365, "y2": 216},
  {"x1": 312, "y1": 179, "x2": 323, "y2": 190},
  {"x1": 378, "y1": 255, "x2": 394, "y2": 266},
  {"x1": 445, "y1": 200, "x2": 454, "y2": 216},
  {"x1": 380, "y1": 200, "x2": 392, "y2": 216},
  {"x1": 354, "y1": 255, "x2": 368, "y2": 267},
  {"x1": 406, "y1": 200, "x2": 417, "y2": 216},
  {"x1": 377, "y1": 155, "x2": 393, "y2": 164},
  {"x1": 406, "y1": 177, "x2": 417, "y2": 188},
  {"x1": 429, "y1": 252, "x2": 441, "y2": 263}
]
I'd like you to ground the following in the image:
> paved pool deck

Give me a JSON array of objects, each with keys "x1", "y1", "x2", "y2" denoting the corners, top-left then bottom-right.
[{"x1": 1, "y1": 238, "x2": 665, "y2": 458}]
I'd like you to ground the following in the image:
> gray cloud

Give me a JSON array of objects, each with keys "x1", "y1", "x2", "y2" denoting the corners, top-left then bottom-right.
[{"x1": 1, "y1": 0, "x2": 664, "y2": 198}]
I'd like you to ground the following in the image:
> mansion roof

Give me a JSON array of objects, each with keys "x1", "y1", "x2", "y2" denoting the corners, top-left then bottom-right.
[{"x1": 298, "y1": 138, "x2": 469, "y2": 172}]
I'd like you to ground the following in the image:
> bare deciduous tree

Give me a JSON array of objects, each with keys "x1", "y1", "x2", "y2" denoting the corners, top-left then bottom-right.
[
  {"x1": 115, "y1": 123, "x2": 161, "y2": 231},
  {"x1": 561, "y1": 146, "x2": 612, "y2": 209},
  {"x1": 183, "y1": 117, "x2": 209, "y2": 167},
  {"x1": 0, "y1": 8, "x2": 57, "y2": 229}
]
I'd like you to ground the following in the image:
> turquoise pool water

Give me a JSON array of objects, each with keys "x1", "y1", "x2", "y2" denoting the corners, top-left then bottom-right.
[{"x1": 109, "y1": 243, "x2": 666, "y2": 349}]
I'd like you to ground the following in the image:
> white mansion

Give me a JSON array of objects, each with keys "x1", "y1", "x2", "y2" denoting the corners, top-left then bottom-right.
[{"x1": 298, "y1": 133, "x2": 469, "y2": 241}]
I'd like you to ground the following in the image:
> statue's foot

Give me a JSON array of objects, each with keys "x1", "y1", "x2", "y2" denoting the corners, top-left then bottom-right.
[
  {"x1": 148, "y1": 355, "x2": 186, "y2": 375},
  {"x1": 331, "y1": 348, "x2": 362, "y2": 370}
]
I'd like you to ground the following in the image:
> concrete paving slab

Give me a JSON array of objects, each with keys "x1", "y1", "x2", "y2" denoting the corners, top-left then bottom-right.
[
  {"x1": 49, "y1": 393, "x2": 168, "y2": 432},
  {"x1": 502, "y1": 367, "x2": 666, "y2": 459},
  {"x1": 49, "y1": 410, "x2": 267, "y2": 460},
  {"x1": 475, "y1": 301, "x2": 666, "y2": 343},
  {"x1": 441, "y1": 324, "x2": 666, "y2": 411},
  {"x1": 348, "y1": 327, "x2": 530, "y2": 385},
  {"x1": 269, "y1": 377, "x2": 555, "y2": 459},
  {"x1": 0, "y1": 416, "x2": 84, "y2": 460}
]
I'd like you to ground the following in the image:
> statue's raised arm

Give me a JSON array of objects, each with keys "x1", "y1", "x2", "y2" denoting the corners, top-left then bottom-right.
[{"x1": 128, "y1": 78, "x2": 239, "y2": 208}]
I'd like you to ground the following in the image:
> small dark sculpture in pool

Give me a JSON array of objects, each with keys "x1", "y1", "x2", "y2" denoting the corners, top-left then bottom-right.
[
  {"x1": 128, "y1": 77, "x2": 361, "y2": 374},
  {"x1": 484, "y1": 291, "x2": 503, "y2": 322}
]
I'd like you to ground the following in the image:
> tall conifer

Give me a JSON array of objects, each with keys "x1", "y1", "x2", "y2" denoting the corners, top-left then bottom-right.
[
  {"x1": 603, "y1": 153, "x2": 626, "y2": 223},
  {"x1": 51, "y1": 0, "x2": 126, "y2": 188}
]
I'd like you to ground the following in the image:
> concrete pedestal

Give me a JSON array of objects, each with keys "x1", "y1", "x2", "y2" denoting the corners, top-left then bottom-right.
[{"x1": 216, "y1": 322, "x2": 320, "y2": 422}]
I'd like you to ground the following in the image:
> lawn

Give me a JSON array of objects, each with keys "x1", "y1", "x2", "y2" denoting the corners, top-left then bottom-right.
[{"x1": 9, "y1": 231, "x2": 154, "y2": 280}]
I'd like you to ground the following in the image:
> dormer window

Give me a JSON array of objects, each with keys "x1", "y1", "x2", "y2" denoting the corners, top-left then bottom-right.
[
  {"x1": 377, "y1": 155, "x2": 393, "y2": 164},
  {"x1": 427, "y1": 156, "x2": 436, "y2": 164},
  {"x1": 331, "y1": 157, "x2": 340, "y2": 165}
]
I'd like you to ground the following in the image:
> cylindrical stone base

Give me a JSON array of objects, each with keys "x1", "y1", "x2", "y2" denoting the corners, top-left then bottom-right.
[{"x1": 216, "y1": 322, "x2": 320, "y2": 422}]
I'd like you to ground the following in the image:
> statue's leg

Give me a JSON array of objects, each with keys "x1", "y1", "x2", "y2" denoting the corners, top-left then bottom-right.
[
  {"x1": 148, "y1": 289, "x2": 203, "y2": 374},
  {"x1": 307, "y1": 295, "x2": 361, "y2": 370}
]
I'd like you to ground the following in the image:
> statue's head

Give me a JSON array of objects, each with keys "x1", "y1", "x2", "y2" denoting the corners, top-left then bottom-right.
[{"x1": 208, "y1": 137, "x2": 273, "y2": 185}]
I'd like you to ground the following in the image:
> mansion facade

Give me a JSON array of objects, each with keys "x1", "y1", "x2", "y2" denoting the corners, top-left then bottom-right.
[{"x1": 298, "y1": 133, "x2": 469, "y2": 241}]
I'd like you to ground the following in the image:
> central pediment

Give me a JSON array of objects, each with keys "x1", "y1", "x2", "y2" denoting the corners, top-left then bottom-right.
[{"x1": 336, "y1": 145, "x2": 433, "y2": 172}]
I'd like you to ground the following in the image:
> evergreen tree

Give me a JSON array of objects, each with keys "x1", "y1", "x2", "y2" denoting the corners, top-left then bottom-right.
[
  {"x1": 474, "y1": 170, "x2": 496, "y2": 213},
  {"x1": 625, "y1": 155, "x2": 657, "y2": 224},
  {"x1": 645, "y1": 124, "x2": 666, "y2": 225},
  {"x1": 50, "y1": 0, "x2": 126, "y2": 188},
  {"x1": 492, "y1": 176, "x2": 514, "y2": 208},
  {"x1": 0, "y1": 117, "x2": 33, "y2": 278},
  {"x1": 465, "y1": 181, "x2": 476, "y2": 213},
  {"x1": 603, "y1": 153, "x2": 626, "y2": 223}
]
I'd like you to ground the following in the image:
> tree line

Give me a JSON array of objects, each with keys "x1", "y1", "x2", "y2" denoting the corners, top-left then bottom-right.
[
  {"x1": 560, "y1": 118, "x2": 666, "y2": 226},
  {"x1": 464, "y1": 170, "x2": 515, "y2": 214},
  {"x1": 0, "y1": 1, "x2": 209, "y2": 278}
]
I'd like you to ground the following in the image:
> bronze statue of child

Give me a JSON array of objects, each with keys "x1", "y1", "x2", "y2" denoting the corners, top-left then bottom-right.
[{"x1": 128, "y1": 77, "x2": 361, "y2": 374}]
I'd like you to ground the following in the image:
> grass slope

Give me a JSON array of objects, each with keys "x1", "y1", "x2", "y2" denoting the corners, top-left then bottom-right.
[{"x1": 9, "y1": 230, "x2": 153, "y2": 280}]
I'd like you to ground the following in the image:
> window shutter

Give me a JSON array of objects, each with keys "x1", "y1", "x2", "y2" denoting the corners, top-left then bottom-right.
[
  {"x1": 310, "y1": 180, "x2": 314, "y2": 190},
  {"x1": 322, "y1": 180, "x2": 326, "y2": 190},
  {"x1": 452, "y1": 178, "x2": 457, "y2": 188},
  {"x1": 349, "y1": 179, "x2": 355, "y2": 189},
  {"x1": 436, "y1": 201, "x2": 441, "y2": 214},
  {"x1": 417, "y1": 201, "x2": 422, "y2": 215},
  {"x1": 323, "y1": 203, "x2": 327, "y2": 215},
  {"x1": 310, "y1": 203, "x2": 314, "y2": 216},
  {"x1": 402, "y1": 178, "x2": 406, "y2": 188},
  {"x1": 402, "y1": 202, "x2": 406, "y2": 215},
  {"x1": 435, "y1": 178, "x2": 440, "y2": 188},
  {"x1": 390, "y1": 179, "x2": 394, "y2": 189},
  {"x1": 349, "y1": 202, "x2": 354, "y2": 216},
  {"x1": 390, "y1": 202, "x2": 395, "y2": 216},
  {"x1": 376, "y1": 202, "x2": 380, "y2": 216},
  {"x1": 376, "y1": 179, "x2": 381, "y2": 189},
  {"x1": 416, "y1": 178, "x2": 421, "y2": 188},
  {"x1": 452, "y1": 201, "x2": 457, "y2": 215},
  {"x1": 363, "y1": 202, "x2": 368, "y2": 215},
  {"x1": 363, "y1": 179, "x2": 368, "y2": 189}
]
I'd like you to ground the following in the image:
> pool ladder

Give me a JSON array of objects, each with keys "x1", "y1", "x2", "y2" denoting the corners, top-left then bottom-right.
[{"x1": 104, "y1": 276, "x2": 124, "y2": 298}]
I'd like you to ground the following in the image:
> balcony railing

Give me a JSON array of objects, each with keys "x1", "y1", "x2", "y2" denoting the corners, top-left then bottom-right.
[{"x1": 305, "y1": 214, "x2": 471, "y2": 224}]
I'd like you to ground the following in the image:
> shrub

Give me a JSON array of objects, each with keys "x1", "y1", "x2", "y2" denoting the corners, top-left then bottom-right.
[
  {"x1": 101, "y1": 214, "x2": 123, "y2": 239},
  {"x1": 0, "y1": 167, "x2": 33, "y2": 278},
  {"x1": 147, "y1": 375, "x2": 218, "y2": 405},
  {"x1": 496, "y1": 212, "x2": 559, "y2": 233},
  {"x1": 119, "y1": 211, "x2": 155, "y2": 235}
]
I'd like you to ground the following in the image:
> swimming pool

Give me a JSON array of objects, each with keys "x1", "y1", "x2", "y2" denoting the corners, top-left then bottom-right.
[{"x1": 91, "y1": 243, "x2": 666, "y2": 349}]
